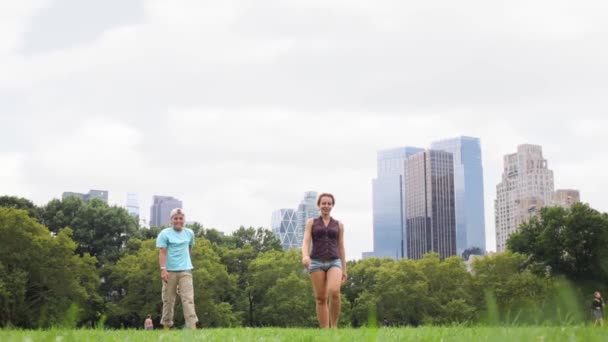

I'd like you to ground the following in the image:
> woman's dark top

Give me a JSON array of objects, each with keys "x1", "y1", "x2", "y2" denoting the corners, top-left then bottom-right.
[{"x1": 310, "y1": 216, "x2": 340, "y2": 260}]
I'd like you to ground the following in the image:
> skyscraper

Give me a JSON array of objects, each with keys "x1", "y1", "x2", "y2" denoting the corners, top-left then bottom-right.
[
  {"x1": 296, "y1": 191, "x2": 319, "y2": 245},
  {"x1": 150, "y1": 195, "x2": 183, "y2": 228},
  {"x1": 372, "y1": 146, "x2": 424, "y2": 259},
  {"x1": 495, "y1": 145, "x2": 554, "y2": 252},
  {"x1": 62, "y1": 189, "x2": 108, "y2": 203},
  {"x1": 405, "y1": 150, "x2": 456, "y2": 260},
  {"x1": 126, "y1": 193, "x2": 139, "y2": 220},
  {"x1": 271, "y1": 209, "x2": 299, "y2": 250},
  {"x1": 270, "y1": 191, "x2": 319, "y2": 251},
  {"x1": 431, "y1": 136, "x2": 486, "y2": 255}
]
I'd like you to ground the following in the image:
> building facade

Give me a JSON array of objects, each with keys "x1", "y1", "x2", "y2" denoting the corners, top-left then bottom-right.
[
  {"x1": 150, "y1": 195, "x2": 183, "y2": 228},
  {"x1": 271, "y1": 191, "x2": 319, "y2": 251},
  {"x1": 431, "y1": 136, "x2": 486, "y2": 256},
  {"x1": 495, "y1": 145, "x2": 555, "y2": 252},
  {"x1": 126, "y1": 193, "x2": 139, "y2": 220},
  {"x1": 405, "y1": 150, "x2": 456, "y2": 260},
  {"x1": 271, "y1": 209, "x2": 299, "y2": 250},
  {"x1": 372, "y1": 146, "x2": 424, "y2": 259},
  {"x1": 552, "y1": 189, "x2": 580, "y2": 208}
]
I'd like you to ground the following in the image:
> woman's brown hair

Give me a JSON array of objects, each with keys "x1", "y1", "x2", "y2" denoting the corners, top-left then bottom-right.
[{"x1": 317, "y1": 193, "x2": 335, "y2": 206}]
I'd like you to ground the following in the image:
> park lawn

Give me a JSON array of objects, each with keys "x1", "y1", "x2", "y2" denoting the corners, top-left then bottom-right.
[{"x1": 1, "y1": 326, "x2": 607, "y2": 342}]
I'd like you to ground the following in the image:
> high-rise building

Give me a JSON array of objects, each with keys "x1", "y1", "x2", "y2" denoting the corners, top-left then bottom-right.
[
  {"x1": 495, "y1": 145, "x2": 555, "y2": 252},
  {"x1": 431, "y1": 136, "x2": 486, "y2": 255},
  {"x1": 150, "y1": 195, "x2": 183, "y2": 228},
  {"x1": 405, "y1": 150, "x2": 456, "y2": 260},
  {"x1": 62, "y1": 189, "x2": 108, "y2": 203},
  {"x1": 372, "y1": 146, "x2": 424, "y2": 259},
  {"x1": 270, "y1": 191, "x2": 319, "y2": 251},
  {"x1": 361, "y1": 252, "x2": 375, "y2": 259},
  {"x1": 296, "y1": 191, "x2": 320, "y2": 238},
  {"x1": 552, "y1": 189, "x2": 580, "y2": 208},
  {"x1": 271, "y1": 209, "x2": 299, "y2": 250},
  {"x1": 126, "y1": 193, "x2": 139, "y2": 220}
]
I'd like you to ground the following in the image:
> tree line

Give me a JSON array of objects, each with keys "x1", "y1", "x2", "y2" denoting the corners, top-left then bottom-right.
[{"x1": 0, "y1": 196, "x2": 606, "y2": 328}]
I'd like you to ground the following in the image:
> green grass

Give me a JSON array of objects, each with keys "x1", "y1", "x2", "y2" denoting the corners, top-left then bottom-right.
[{"x1": 1, "y1": 327, "x2": 607, "y2": 342}]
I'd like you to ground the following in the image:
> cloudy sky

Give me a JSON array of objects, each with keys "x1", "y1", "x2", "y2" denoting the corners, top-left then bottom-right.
[{"x1": 1, "y1": 0, "x2": 607, "y2": 259}]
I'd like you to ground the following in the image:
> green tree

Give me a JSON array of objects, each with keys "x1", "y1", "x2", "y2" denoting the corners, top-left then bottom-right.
[
  {"x1": 342, "y1": 257, "x2": 394, "y2": 327},
  {"x1": 205, "y1": 226, "x2": 283, "y2": 327},
  {"x1": 0, "y1": 196, "x2": 41, "y2": 221},
  {"x1": 40, "y1": 196, "x2": 83, "y2": 234},
  {"x1": 508, "y1": 203, "x2": 608, "y2": 286},
  {"x1": 0, "y1": 208, "x2": 102, "y2": 328},
  {"x1": 247, "y1": 249, "x2": 312, "y2": 326},
  {"x1": 41, "y1": 198, "x2": 139, "y2": 265},
  {"x1": 231, "y1": 226, "x2": 283, "y2": 254},
  {"x1": 418, "y1": 254, "x2": 475, "y2": 324},
  {"x1": 259, "y1": 272, "x2": 316, "y2": 327},
  {"x1": 470, "y1": 252, "x2": 549, "y2": 324}
]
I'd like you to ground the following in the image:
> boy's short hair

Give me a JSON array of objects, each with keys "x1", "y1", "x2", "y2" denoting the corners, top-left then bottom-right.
[{"x1": 170, "y1": 208, "x2": 185, "y2": 218}]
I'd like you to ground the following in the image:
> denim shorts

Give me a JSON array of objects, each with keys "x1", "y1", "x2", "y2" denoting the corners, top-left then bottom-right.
[
  {"x1": 308, "y1": 258, "x2": 342, "y2": 274},
  {"x1": 593, "y1": 309, "x2": 603, "y2": 320}
]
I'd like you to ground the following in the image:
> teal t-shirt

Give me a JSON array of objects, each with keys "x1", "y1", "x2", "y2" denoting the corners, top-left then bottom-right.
[{"x1": 156, "y1": 227, "x2": 195, "y2": 271}]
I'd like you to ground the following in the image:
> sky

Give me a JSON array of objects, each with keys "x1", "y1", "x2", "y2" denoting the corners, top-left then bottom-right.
[{"x1": 1, "y1": 0, "x2": 607, "y2": 260}]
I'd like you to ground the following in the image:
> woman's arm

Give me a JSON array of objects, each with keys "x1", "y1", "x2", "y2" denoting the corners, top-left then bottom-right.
[
  {"x1": 338, "y1": 222, "x2": 347, "y2": 282},
  {"x1": 301, "y1": 219, "x2": 313, "y2": 268}
]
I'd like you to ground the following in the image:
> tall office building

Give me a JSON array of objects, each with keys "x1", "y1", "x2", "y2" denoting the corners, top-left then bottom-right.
[
  {"x1": 495, "y1": 145, "x2": 554, "y2": 252},
  {"x1": 126, "y1": 193, "x2": 139, "y2": 220},
  {"x1": 150, "y1": 195, "x2": 183, "y2": 228},
  {"x1": 372, "y1": 146, "x2": 424, "y2": 259},
  {"x1": 405, "y1": 150, "x2": 456, "y2": 260},
  {"x1": 431, "y1": 136, "x2": 486, "y2": 255},
  {"x1": 62, "y1": 189, "x2": 108, "y2": 203},
  {"x1": 270, "y1": 191, "x2": 319, "y2": 251},
  {"x1": 296, "y1": 191, "x2": 320, "y2": 238},
  {"x1": 271, "y1": 209, "x2": 299, "y2": 250}
]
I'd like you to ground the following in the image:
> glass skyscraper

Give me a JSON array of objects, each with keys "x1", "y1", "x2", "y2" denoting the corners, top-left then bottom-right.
[
  {"x1": 126, "y1": 193, "x2": 139, "y2": 220},
  {"x1": 372, "y1": 146, "x2": 424, "y2": 259},
  {"x1": 405, "y1": 150, "x2": 456, "y2": 259},
  {"x1": 271, "y1": 209, "x2": 299, "y2": 250},
  {"x1": 431, "y1": 136, "x2": 486, "y2": 255},
  {"x1": 270, "y1": 191, "x2": 319, "y2": 251}
]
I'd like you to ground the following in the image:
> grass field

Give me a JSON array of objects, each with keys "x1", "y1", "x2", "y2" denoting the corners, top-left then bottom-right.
[{"x1": 1, "y1": 327, "x2": 607, "y2": 342}]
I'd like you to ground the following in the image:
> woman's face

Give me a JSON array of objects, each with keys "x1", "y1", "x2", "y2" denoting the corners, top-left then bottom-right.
[
  {"x1": 595, "y1": 292, "x2": 601, "y2": 298},
  {"x1": 318, "y1": 196, "x2": 334, "y2": 216}
]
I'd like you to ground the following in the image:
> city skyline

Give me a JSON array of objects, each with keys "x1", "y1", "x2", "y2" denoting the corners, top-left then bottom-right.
[
  {"x1": 2, "y1": 139, "x2": 587, "y2": 260},
  {"x1": 2, "y1": 1, "x2": 606, "y2": 261}
]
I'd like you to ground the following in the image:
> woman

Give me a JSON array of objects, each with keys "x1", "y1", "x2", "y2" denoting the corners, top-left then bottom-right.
[
  {"x1": 592, "y1": 291, "x2": 604, "y2": 327},
  {"x1": 302, "y1": 193, "x2": 347, "y2": 328}
]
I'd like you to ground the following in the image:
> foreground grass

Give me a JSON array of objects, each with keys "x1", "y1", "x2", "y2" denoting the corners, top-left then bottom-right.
[{"x1": 1, "y1": 327, "x2": 607, "y2": 342}]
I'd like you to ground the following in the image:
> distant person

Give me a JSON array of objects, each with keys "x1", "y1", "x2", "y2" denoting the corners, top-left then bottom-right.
[
  {"x1": 592, "y1": 291, "x2": 604, "y2": 327},
  {"x1": 383, "y1": 317, "x2": 391, "y2": 327},
  {"x1": 144, "y1": 315, "x2": 153, "y2": 330},
  {"x1": 302, "y1": 193, "x2": 347, "y2": 328},
  {"x1": 157, "y1": 208, "x2": 198, "y2": 330}
]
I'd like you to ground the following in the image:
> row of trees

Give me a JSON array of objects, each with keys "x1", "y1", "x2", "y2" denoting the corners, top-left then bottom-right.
[{"x1": 0, "y1": 196, "x2": 607, "y2": 328}]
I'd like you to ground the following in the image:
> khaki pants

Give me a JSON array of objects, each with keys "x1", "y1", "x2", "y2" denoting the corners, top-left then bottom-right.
[{"x1": 161, "y1": 271, "x2": 198, "y2": 328}]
